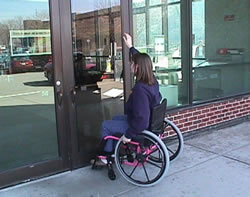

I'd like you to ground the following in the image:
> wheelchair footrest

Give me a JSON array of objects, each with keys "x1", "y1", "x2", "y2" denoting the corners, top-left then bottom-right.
[
  {"x1": 107, "y1": 163, "x2": 116, "y2": 180},
  {"x1": 108, "y1": 168, "x2": 116, "y2": 180}
]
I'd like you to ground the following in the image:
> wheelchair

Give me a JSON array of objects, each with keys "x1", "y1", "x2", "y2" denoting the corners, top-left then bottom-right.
[{"x1": 92, "y1": 99, "x2": 184, "y2": 187}]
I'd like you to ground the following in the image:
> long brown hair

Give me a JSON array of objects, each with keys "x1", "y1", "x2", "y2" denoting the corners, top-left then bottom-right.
[{"x1": 132, "y1": 53, "x2": 155, "y2": 85}]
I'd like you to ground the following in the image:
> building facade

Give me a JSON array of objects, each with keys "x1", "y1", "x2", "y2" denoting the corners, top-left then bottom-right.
[{"x1": 0, "y1": 0, "x2": 249, "y2": 188}]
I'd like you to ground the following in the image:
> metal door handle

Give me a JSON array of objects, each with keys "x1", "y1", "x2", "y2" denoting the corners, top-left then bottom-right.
[
  {"x1": 71, "y1": 88, "x2": 77, "y2": 104},
  {"x1": 57, "y1": 91, "x2": 63, "y2": 106},
  {"x1": 113, "y1": 42, "x2": 117, "y2": 57},
  {"x1": 110, "y1": 42, "x2": 113, "y2": 57},
  {"x1": 56, "y1": 80, "x2": 63, "y2": 106},
  {"x1": 110, "y1": 42, "x2": 117, "y2": 57}
]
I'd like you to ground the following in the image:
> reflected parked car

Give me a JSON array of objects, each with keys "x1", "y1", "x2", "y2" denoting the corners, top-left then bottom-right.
[
  {"x1": 9, "y1": 57, "x2": 34, "y2": 74},
  {"x1": 44, "y1": 53, "x2": 104, "y2": 85}
]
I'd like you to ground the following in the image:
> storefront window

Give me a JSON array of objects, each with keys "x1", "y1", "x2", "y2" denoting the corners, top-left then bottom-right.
[
  {"x1": 0, "y1": 0, "x2": 58, "y2": 172},
  {"x1": 192, "y1": 0, "x2": 250, "y2": 102},
  {"x1": 132, "y1": 1, "x2": 188, "y2": 107}
]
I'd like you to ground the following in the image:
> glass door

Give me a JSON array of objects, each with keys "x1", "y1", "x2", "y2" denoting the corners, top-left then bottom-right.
[
  {"x1": 70, "y1": 0, "x2": 125, "y2": 166},
  {"x1": 0, "y1": 0, "x2": 70, "y2": 188}
]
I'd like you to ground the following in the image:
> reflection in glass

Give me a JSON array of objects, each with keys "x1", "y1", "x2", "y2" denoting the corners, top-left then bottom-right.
[
  {"x1": 71, "y1": 0, "x2": 124, "y2": 163},
  {"x1": 168, "y1": 0, "x2": 180, "y2": 3},
  {"x1": 133, "y1": 14, "x2": 146, "y2": 49},
  {"x1": 192, "y1": 0, "x2": 250, "y2": 102},
  {"x1": 149, "y1": 0, "x2": 162, "y2": 6},
  {"x1": 149, "y1": 7, "x2": 162, "y2": 46},
  {"x1": 0, "y1": 0, "x2": 58, "y2": 172},
  {"x1": 133, "y1": 0, "x2": 145, "y2": 8},
  {"x1": 132, "y1": 1, "x2": 187, "y2": 107}
]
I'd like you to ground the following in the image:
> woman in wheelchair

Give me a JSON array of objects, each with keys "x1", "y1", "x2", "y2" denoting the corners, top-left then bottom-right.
[
  {"x1": 92, "y1": 33, "x2": 161, "y2": 160},
  {"x1": 91, "y1": 33, "x2": 180, "y2": 186}
]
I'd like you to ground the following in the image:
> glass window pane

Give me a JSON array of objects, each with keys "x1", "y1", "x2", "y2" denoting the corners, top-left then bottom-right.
[
  {"x1": 0, "y1": 0, "x2": 58, "y2": 172},
  {"x1": 168, "y1": 0, "x2": 180, "y2": 3},
  {"x1": 168, "y1": 5, "x2": 181, "y2": 53},
  {"x1": 132, "y1": 1, "x2": 187, "y2": 107},
  {"x1": 149, "y1": 7, "x2": 162, "y2": 46},
  {"x1": 133, "y1": 14, "x2": 146, "y2": 49},
  {"x1": 192, "y1": 0, "x2": 250, "y2": 102},
  {"x1": 133, "y1": 0, "x2": 145, "y2": 8},
  {"x1": 149, "y1": 0, "x2": 162, "y2": 6}
]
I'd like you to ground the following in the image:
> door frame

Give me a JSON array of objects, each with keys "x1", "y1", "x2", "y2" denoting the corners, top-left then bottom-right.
[
  {"x1": 56, "y1": 0, "x2": 133, "y2": 168},
  {"x1": 56, "y1": 0, "x2": 80, "y2": 168}
]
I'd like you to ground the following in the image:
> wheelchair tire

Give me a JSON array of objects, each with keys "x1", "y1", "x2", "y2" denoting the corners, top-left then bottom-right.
[
  {"x1": 115, "y1": 130, "x2": 169, "y2": 187},
  {"x1": 162, "y1": 119, "x2": 184, "y2": 161}
]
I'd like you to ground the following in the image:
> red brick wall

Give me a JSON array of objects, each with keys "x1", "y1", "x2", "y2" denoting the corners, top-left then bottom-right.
[{"x1": 167, "y1": 95, "x2": 250, "y2": 134}]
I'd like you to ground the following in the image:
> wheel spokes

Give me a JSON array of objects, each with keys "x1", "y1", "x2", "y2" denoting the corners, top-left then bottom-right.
[
  {"x1": 142, "y1": 163, "x2": 150, "y2": 182},
  {"x1": 146, "y1": 160, "x2": 162, "y2": 169},
  {"x1": 167, "y1": 147, "x2": 175, "y2": 155},
  {"x1": 128, "y1": 162, "x2": 139, "y2": 177}
]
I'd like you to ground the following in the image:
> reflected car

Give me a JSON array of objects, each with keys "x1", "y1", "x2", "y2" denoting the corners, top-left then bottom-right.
[
  {"x1": 9, "y1": 57, "x2": 34, "y2": 74},
  {"x1": 44, "y1": 53, "x2": 103, "y2": 85},
  {"x1": 84, "y1": 57, "x2": 96, "y2": 70}
]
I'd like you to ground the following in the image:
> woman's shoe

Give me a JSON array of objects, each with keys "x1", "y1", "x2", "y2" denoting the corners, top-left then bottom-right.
[{"x1": 90, "y1": 158, "x2": 107, "y2": 167}]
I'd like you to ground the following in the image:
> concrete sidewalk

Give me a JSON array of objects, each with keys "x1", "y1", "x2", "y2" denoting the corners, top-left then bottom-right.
[{"x1": 1, "y1": 121, "x2": 250, "y2": 197}]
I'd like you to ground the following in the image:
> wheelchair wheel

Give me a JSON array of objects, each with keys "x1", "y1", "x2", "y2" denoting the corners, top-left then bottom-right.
[
  {"x1": 162, "y1": 119, "x2": 184, "y2": 161},
  {"x1": 115, "y1": 130, "x2": 169, "y2": 187}
]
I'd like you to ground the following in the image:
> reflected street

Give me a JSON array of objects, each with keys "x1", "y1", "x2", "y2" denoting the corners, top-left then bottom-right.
[{"x1": 0, "y1": 72, "x2": 54, "y2": 106}]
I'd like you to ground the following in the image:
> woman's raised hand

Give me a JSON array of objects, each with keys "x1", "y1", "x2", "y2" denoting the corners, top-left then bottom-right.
[{"x1": 123, "y1": 33, "x2": 133, "y2": 48}]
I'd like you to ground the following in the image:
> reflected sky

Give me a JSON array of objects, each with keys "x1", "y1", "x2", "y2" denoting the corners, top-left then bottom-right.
[
  {"x1": 0, "y1": 0, "x2": 49, "y2": 20},
  {"x1": 71, "y1": 0, "x2": 120, "y2": 14},
  {"x1": 0, "y1": 0, "x2": 121, "y2": 20}
]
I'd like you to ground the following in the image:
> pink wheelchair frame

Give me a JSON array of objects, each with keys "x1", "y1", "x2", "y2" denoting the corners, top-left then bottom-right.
[{"x1": 92, "y1": 99, "x2": 184, "y2": 187}]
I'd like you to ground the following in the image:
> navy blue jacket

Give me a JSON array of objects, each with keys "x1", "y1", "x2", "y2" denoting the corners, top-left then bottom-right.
[{"x1": 125, "y1": 47, "x2": 162, "y2": 138}]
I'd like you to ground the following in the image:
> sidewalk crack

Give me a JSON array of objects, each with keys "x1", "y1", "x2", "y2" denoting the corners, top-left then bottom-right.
[
  {"x1": 185, "y1": 143, "x2": 219, "y2": 155},
  {"x1": 222, "y1": 155, "x2": 250, "y2": 166},
  {"x1": 112, "y1": 187, "x2": 138, "y2": 197},
  {"x1": 185, "y1": 143, "x2": 250, "y2": 166}
]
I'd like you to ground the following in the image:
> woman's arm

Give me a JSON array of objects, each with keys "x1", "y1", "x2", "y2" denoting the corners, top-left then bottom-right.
[
  {"x1": 123, "y1": 33, "x2": 140, "y2": 55},
  {"x1": 125, "y1": 85, "x2": 150, "y2": 139},
  {"x1": 129, "y1": 47, "x2": 139, "y2": 56}
]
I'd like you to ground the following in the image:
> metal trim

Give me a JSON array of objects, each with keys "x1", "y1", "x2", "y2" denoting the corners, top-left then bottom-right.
[
  {"x1": 50, "y1": 0, "x2": 71, "y2": 168},
  {"x1": 166, "y1": 93, "x2": 250, "y2": 114},
  {"x1": 121, "y1": 0, "x2": 133, "y2": 102},
  {"x1": 181, "y1": 0, "x2": 192, "y2": 105},
  {"x1": 57, "y1": 0, "x2": 78, "y2": 168},
  {"x1": 0, "y1": 160, "x2": 66, "y2": 189}
]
